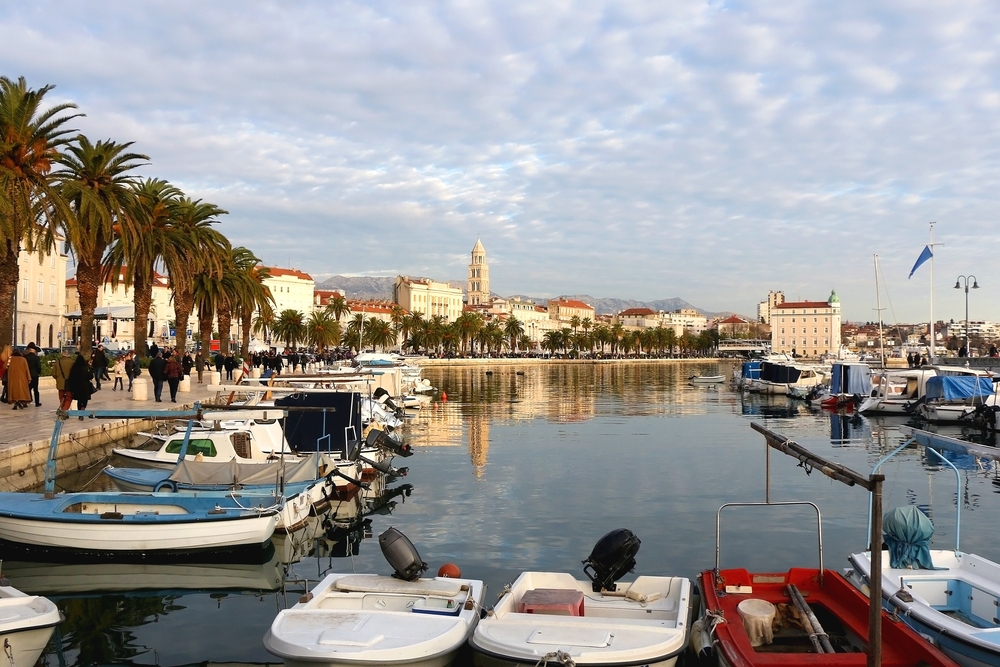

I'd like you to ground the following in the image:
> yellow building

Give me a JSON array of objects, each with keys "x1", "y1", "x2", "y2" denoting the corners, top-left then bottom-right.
[
  {"x1": 393, "y1": 276, "x2": 464, "y2": 322},
  {"x1": 15, "y1": 244, "x2": 68, "y2": 349},
  {"x1": 547, "y1": 298, "x2": 596, "y2": 324},
  {"x1": 65, "y1": 269, "x2": 175, "y2": 348},
  {"x1": 770, "y1": 290, "x2": 842, "y2": 357},
  {"x1": 262, "y1": 267, "x2": 315, "y2": 316}
]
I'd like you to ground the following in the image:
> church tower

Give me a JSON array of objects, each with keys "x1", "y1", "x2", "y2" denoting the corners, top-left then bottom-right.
[{"x1": 468, "y1": 238, "x2": 490, "y2": 306}]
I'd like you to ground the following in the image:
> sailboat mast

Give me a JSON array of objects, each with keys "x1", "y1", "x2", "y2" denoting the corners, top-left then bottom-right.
[
  {"x1": 874, "y1": 254, "x2": 885, "y2": 367},
  {"x1": 929, "y1": 222, "x2": 936, "y2": 362}
]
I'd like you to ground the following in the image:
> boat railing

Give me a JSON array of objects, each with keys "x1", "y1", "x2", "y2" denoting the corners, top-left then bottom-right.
[{"x1": 714, "y1": 500, "x2": 824, "y2": 582}]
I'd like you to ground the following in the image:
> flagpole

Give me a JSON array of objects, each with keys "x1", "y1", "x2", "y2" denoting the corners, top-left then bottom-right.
[{"x1": 928, "y1": 221, "x2": 938, "y2": 362}]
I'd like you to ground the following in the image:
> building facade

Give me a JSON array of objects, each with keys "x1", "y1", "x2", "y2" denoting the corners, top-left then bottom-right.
[
  {"x1": 393, "y1": 276, "x2": 464, "y2": 322},
  {"x1": 770, "y1": 290, "x2": 842, "y2": 357},
  {"x1": 468, "y1": 238, "x2": 490, "y2": 306},
  {"x1": 262, "y1": 267, "x2": 315, "y2": 316},
  {"x1": 65, "y1": 270, "x2": 176, "y2": 347},
  {"x1": 15, "y1": 244, "x2": 68, "y2": 349},
  {"x1": 757, "y1": 290, "x2": 785, "y2": 324},
  {"x1": 547, "y1": 298, "x2": 596, "y2": 324}
]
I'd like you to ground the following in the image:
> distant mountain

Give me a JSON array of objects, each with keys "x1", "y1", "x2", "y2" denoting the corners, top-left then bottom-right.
[{"x1": 316, "y1": 275, "x2": 737, "y2": 319}]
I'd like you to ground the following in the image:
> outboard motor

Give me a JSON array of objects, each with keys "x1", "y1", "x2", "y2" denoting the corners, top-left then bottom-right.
[
  {"x1": 582, "y1": 529, "x2": 640, "y2": 592},
  {"x1": 379, "y1": 527, "x2": 428, "y2": 581}
]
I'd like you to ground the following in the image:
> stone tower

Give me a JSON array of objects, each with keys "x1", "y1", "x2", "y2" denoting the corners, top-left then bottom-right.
[{"x1": 468, "y1": 238, "x2": 490, "y2": 306}]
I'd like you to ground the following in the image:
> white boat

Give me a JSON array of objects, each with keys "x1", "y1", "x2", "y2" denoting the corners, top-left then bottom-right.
[
  {"x1": 917, "y1": 373, "x2": 998, "y2": 423},
  {"x1": 265, "y1": 528, "x2": 485, "y2": 667},
  {"x1": 757, "y1": 361, "x2": 826, "y2": 396},
  {"x1": 0, "y1": 582, "x2": 62, "y2": 667},
  {"x1": 689, "y1": 375, "x2": 725, "y2": 384},
  {"x1": 470, "y1": 530, "x2": 691, "y2": 667},
  {"x1": 843, "y1": 426, "x2": 1000, "y2": 667},
  {"x1": 113, "y1": 425, "x2": 289, "y2": 469},
  {"x1": 859, "y1": 367, "x2": 938, "y2": 414}
]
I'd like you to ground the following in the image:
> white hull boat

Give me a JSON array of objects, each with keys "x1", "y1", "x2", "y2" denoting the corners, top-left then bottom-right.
[
  {"x1": 690, "y1": 375, "x2": 725, "y2": 384},
  {"x1": 265, "y1": 528, "x2": 485, "y2": 667},
  {"x1": 0, "y1": 583, "x2": 62, "y2": 667},
  {"x1": 470, "y1": 529, "x2": 690, "y2": 667}
]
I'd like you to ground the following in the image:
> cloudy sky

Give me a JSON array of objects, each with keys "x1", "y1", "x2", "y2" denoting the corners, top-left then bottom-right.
[{"x1": 2, "y1": 1, "x2": 998, "y2": 323}]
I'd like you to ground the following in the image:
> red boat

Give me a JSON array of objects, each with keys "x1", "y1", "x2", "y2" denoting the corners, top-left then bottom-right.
[{"x1": 697, "y1": 567, "x2": 959, "y2": 667}]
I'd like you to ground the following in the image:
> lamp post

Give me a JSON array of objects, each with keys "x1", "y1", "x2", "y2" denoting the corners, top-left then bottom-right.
[{"x1": 954, "y1": 275, "x2": 979, "y2": 357}]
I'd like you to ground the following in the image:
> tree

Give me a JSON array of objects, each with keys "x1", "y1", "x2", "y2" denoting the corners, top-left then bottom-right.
[
  {"x1": 503, "y1": 316, "x2": 525, "y2": 354},
  {"x1": 236, "y1": 261, "x2": 273, "y2": 358},
  {"x1": 325, "y1": 293, "x2": 350, "y2": 322},
  {"x1": 307, "y1": 309, "x2": 341, "y2": 354},
  {"x1": 273, "y1": 309, "x2": 306, "y2": 349},
  {"x1": 58, "y1": 136, "x2": 147, "y2": 357},
  {"x1": 542, "y1": 330, "x2": 562, "y2": 356},
  {"x1": 367, "y1": 318, "x2": 396, "y2": 352},
  {"x1": 106, "y1": 178, "x2": 182, "y2": 356},
  {"x1": 163, "y1": 198, "x2": 229, "y2": 353},
  {"x1": 454, "y1": 311, "x2": 483, "y2": 355},
  {"x1": 0, "y1": 77, "x2": 81, "y2": 348}
]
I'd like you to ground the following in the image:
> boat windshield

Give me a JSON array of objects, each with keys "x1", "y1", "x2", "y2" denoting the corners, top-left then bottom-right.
[{"x1": 164, "y1": 438, "x2": 218, "y2": 457}]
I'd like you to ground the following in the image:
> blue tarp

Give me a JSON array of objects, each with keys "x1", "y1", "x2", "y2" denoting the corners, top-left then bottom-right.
[
  {"x1": 924, "y1": 375, "x2": 994, "y2": 401},
  {"x1": 829, "y1": 362, "x2": 872, "y2": 396},
  {"x1": 741, "y1": 361, "x2": 762, "y2": 381},
  {"x1": 883, "y1": 506, "x2": 941, "y2": 569}
]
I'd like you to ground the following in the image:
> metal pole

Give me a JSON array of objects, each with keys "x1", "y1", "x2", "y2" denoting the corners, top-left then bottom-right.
[{"x1": 868, "y1": 474, "x2": 884, "y2": 667}]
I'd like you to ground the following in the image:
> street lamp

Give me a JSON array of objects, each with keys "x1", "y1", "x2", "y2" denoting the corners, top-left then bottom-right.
[{"x1": 954, "y1": 275, "x2": 979, "y2": 357}]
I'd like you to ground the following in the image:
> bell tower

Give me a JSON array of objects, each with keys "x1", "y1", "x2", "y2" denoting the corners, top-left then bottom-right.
[{"x1": 468, "y1": 238, "x2": 489, "y2": 306}]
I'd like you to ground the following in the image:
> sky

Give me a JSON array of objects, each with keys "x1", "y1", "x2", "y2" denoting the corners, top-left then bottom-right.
[{"x1": 2, "y1": 1, "x2": 998, "y2": 324}]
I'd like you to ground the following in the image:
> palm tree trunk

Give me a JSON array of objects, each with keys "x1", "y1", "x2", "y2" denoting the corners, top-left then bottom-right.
[
  {"x1": 132, "y1": 270, "x2": 153, "y2": 357},
  {"x1": 76, "y1": 258, "x2": 103, "y2": 360},
  {"x1": 173, "y1": 288, "x2": 193, "y2": 353},
  {"x1": 240, "y1": 307, "x2": 252, "y2": 358},
  {"x1": 198, "y1": 307, "x2": 214, "y2": 361},
  {"x1": 218, "y1": 304, "x2": 232, "y2": 356},
  {"x1": 0, "y1": 244, "x2": 20, "y2": 349}
]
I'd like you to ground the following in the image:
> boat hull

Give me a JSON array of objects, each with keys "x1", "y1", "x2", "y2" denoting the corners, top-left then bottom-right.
[{"x1": 0, "y1": 585, "x2": 62, "y2": 667}]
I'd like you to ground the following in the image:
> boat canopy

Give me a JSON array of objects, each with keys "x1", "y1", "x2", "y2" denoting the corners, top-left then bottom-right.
[
  {"x1": 741, "y1": 361, "x2": 762, "y2": 380},
  {"x1": 830, "y1": 362, "x2": 872, "y2": 396},
  {"x1": 883, "y1": 506, "x2": 942, "y2": 570},
  {"x1": 760, "y1": 362, "x2": 802, "y2": 384},
  {"x1": 924, "y1": 376, "x2": 994, "y2": 401},
  {"x1": 166, "y1": 453, "x2": 335, "y2": 487}
]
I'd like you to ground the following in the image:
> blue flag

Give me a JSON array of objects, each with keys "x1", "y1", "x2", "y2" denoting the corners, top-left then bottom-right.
[{"x1": 908, "y1": 245, "x2": 933, "y2": 279}]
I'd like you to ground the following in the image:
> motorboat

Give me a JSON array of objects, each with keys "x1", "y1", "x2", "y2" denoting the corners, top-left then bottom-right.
[
  {"x1": 0, "y1": 490, "x2": 279, "y2": 558},
  {"x1": 757, "y1": 361, "x2": 826, "y2": 396},
  {"x1": 265, "y1": 527, "x2": 485, "y2": 667},
  {"x1": 690, "y1": 375, "x2": 726, "y2": 384},
  {"x1": 807, "y1": 362, "x2": 872, "y2": 411},
  {"x1": 470, "y1": 529, "x2": 691, "y2": 667},
  {"x1": 113, "y1": 423, "x2": 289, "y2": 470},
  {"x1": 859, "y1": 367, "x2": 938, "y2": 414},
  {"x1": 695, "y1": 500, "x2": 957, "y2": 667},
  {"x1": 916, "y1": 374, "x2": 998, "y2": 423},
  {"x1": 0, "y1": 580, "x2": 62, "y2": 667},
  {"x1": 843, "y1": 427, "x2": 1000, "y2": 667}
]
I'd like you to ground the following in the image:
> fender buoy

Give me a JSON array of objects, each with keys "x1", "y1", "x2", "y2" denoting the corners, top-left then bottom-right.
[
  {"x1": 153, "y1": 479, "x2": 178, "y2": 493},
  {"x1": 441, "y1": 391, "x2": 447, "y2": 402},
  {"x1": 438, "y1": 563, "x2": 461, "y2": 578}
]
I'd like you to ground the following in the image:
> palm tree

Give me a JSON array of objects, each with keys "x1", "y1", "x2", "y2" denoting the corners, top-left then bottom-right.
[
  {"x1": 345, "y1": 313, "x2": 369, "y2": 353},
  {"x1": 398, "y1": 313, "x2": 422, "y2": 353},
  {"x1": 106, "y1": 178, "x2": 182, "y2": 356},
  {"x1": 0, "y1": 77, "x2": 81, "y2": 348},
  {"x1": 609, "y1": 323, "x2": 624, "y2": 355},
  {"x1": 454, "y1": 311, "x2": 483, "y2": 355},
  {"x1": 542, "y1": 330, "x2": 562, "y2": 356},
  {"x1": 58, "y1": 136, "x2": 147, "y2": 357},
  {"x1": 367, "y1": 318, "x2": 396, "y2": 352},
  {"x1": 325, "y1": 293, "x2": 350, "y2": 322},
  {"x1": 273, "y1": 309, "x2": 306, "y2": 350},
  {"x1": 664, "y1": 328, "x2": 678, "y2": 357},
  {"x1": 163, "y1": 197, "x2": 229, "y2": 353},
  {"x1": 191, "y1": 268, "x2": 226, "y2": 359},
  {"x1": 503, "y1": 317, "x2": 525, "y2": 354},
  {"x1": 307, "y1": 309, "x2": 341, "y2": 354},
  {"x1": 570, "y1": 315, "x2": 581, "y2": 334},
  {"x1": 389, "y1": 305, "x2": 405, "y2": 350},
  {"x1": 236, "y1": 260, "x2": 273, "y2": 358}
]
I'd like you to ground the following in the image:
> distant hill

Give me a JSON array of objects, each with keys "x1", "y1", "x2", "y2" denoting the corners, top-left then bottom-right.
[{"x1": 316, "y1": 275, "x2": 737, "y2": 318}]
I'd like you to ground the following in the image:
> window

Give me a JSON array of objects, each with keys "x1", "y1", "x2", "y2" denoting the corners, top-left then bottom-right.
[
  {"x1": 813, "y1": 328, "x2": 817, "y2": 334},
  {"x1": 21, "y1": 282, "x2": 28, "y2": 301},
  {"x1": 49, "y1": 282, "x2": 56, "y2": 304},
  {"x1": 165, "y1": 438, "x2": 218, "y2": 457},
  {"x1": 37, "y1": 280, "x2": 44, "y2": 303}
]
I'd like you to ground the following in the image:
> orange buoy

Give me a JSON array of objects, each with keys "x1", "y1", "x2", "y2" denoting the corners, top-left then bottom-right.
[
  {"x1": 438, "y1": 563, "x2": 461, "y2": 578},
  {"x1": 441, "y1": 391, "x2": 447, "y2": 402}
]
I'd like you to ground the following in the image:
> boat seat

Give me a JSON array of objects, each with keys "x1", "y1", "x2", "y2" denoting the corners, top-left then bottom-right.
[
  {"x1": 333, "y1": 575, "x2": 465, "y2": 597},
  {"x1": 518, "y1": 588, "x2": 584, "y2": 616}
]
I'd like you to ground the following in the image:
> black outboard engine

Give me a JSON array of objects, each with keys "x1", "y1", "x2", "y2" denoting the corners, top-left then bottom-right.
[
  {"x1": 582, "y1": 529, "x2": 640, "y2": 592},
  {"x1": 379, "y1": 527, "x2": 428, "y2": 581}
]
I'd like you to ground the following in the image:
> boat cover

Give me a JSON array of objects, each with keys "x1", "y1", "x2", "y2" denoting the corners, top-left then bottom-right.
[
  {"x1": 924, "y1": 376, "x2": 994, "y2": 401},
  {"x1": 760, "y1": 362, "x2": 802, "y2": 384},
  {"x1": 830, "y1": 362, "x2": 871, "y2": 396},
  {"x1": 741, "y1": 361, "x2": 762, "y2": 380},
  {"x1": 276, "y1": 392, "x2": 363, "y2": 456},
  {"x1": 883, "y1": 506, "x2": 941, "y2": 569},
  {"x1": 168, "y1": 453, "x2": 335, "y2": 487}
]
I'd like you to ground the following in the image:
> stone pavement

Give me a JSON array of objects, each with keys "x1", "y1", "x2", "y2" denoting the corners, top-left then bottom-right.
[{"x1": 0, "y1": 374, "x2": 225, "y2": 453}]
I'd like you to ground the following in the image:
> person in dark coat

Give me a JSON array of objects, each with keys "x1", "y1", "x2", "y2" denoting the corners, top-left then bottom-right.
[
  {"x1": 24, "y1": 343, "x2": 42, "y2": 407},
  {"x1": 53, "y1": 349, "x2": 75, "y2": 410},
  {"x1": 182, "y1": 353, "x2": 194, "y2": 377},
  {"x1": 214, "y1": 352, "x2": 224, "y2": 373},
  {"x1": 67, "y1": 353, "x2": 93, "y2": 419},
  {"x1": 164, "y1": 354, "x2": 183, "y2": 403},
  {"x1": 224, "y1": 354, "x2": 236, "y2": 380},
  {"x1": 149, "y1": 351, "x2": 166, "y2": 402},
  {"x1": 124, "y1": 351, "x2": 136, "y2": 391},
  {"x1": 91, "y1": 344, "x2": 109, "y2": 390},
  {"x1": 149, "y1": 342, "x2": 159, "y2": 359}
]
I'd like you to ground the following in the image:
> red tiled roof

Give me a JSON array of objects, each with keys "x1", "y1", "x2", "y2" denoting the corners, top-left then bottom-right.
[
  {"x1": 718, "y1": 315, "x2": 748, "y2": 324},
  {"x1": 551, "y1": 299, "x2": 594, "y2": 311},
  {"x1": 263, "y1": 267, "x2": 313, "y2": 281},
  {"x1": 774, "y1": 301, "x2": 831, "y2": 309},
  {"x1": 347, "y1": 299, "x2": 399, "y2": 315},
  {"x1": 619, "y1": 308, "x2": 655, "y2": 316}
]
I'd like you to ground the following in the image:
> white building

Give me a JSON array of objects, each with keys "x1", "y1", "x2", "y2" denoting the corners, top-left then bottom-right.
[
  {"x1": 262, "y1": 267, "x2": 315, "y2": 316},
  {"x1": 757, "y1": 290, "x2": 785, "y2": 324},
  {"x1": 393, "y1": 276, "x2": 464, "y2": 322},
  {"x1": 65, "y1": 269, "x2": 175, "y2": 347},
  {"x1": 15, "y1": 243, "x2": 68, "y2": 349},
  {"x1": 770, "y1": 290, "x2": 842, "y2": 357}
]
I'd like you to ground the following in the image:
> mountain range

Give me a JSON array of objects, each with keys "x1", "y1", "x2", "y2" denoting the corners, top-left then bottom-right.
[{"x1": 316, "y1": 275, "x2": 734, "y2": 318}]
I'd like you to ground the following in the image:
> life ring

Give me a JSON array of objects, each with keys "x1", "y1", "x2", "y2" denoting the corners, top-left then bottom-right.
[{"x1": 154, "y1": 479, "x2": 178, "y2": 493}]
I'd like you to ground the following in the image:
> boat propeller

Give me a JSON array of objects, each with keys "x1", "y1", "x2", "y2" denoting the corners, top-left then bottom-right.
[{"x1": 582, "y1": 528, "x2": 641, "y2": 592}]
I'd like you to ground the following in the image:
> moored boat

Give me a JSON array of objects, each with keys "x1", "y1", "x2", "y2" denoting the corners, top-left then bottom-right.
[
  {"x1": 691, "y1": 375, "x2": 726, "y2": 384},
  {"x1": 0, "y1": 581, "x2": 62, "y2": 667},
  {"x1": 264, "y1": 527, "x2": 485, "y2": 667},
  {"x1": 470, "y1": 529, "x2": 691, "y2": 667}
]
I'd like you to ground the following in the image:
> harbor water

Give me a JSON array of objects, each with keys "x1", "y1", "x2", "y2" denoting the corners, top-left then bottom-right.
[{"x1": 14, "y1": 361, "x2": 1000, "y2": 666}]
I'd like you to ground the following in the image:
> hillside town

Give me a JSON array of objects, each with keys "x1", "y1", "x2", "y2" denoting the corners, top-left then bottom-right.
[{"x1": 12, "y1": 238, "x2": 998, "y2": 360}]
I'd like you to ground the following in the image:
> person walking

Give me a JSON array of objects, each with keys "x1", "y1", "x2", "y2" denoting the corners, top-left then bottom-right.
[
  {"x1": 24, "y1": 343, "x2": 42, "y2": 406},
  {"x1": 91, "y1": 344, "x2": 109, "y2": 390},
  {"x1": 5, "y1": 348, "x2": 31, "y2": 410},
  {"x1": 214, "y1": 352, "x2": 225, "y2": 374},
  {"x1": 164, "y1": 354, "x2": 183, "y2": 403},
  {"x1": 182, "y1": 352, "x2": 193, "y2": 378},
  {"x1": 112, "y1": 355, "x2": 126, "y2": 391},
  {"x1": 196, "y1": 352, "x2": 205, "y2": 383},
  {"x1": 52, "y1": 349, "x2": 75, "y2": 411},
  {"x1": 0, "y1": 345, "x2": 9, "y2": 404},
  {"x1": 149, "y1": 351, "x2": 166, "y2": 402},
  {"x1": 124, "y1": 351, "x2": 136, "y2": 391},
  {"x1": 224, "y1": 353, "x2": 236, "y2": 380},
  {"x1": 67, "y1": 353, "x2": 94, "y2": 419}
]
